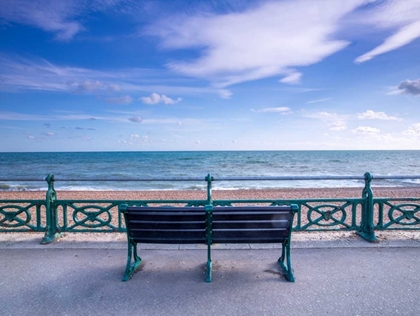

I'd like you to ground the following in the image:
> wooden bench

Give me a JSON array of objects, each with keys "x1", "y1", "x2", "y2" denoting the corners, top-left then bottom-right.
[{"x1": 119, "y1": 204, "x2": 298, "y2": 282}]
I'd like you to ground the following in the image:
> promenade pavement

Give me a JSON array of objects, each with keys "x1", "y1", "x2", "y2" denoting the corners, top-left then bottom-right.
[{"x1": 1, "y1": 232, "x2": 420, "y2": 316}]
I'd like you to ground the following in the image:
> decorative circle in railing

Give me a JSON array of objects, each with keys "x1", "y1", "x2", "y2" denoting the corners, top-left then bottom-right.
[
  {"x1": 307, "y1": 204, "x2": 346, "y2": 227},
  {"x1": 0, "y1": 205, "x2": 31, "y2": 228},
  {"x1": 388, "y1": 204, "x2": 420, "y2": 226},
  {"x1": 72, "y1": 206, "x2": 112, "y2": 228}
]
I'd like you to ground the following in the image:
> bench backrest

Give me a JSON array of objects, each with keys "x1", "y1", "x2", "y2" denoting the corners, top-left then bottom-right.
[
  {"x1": 121, "y1": 205, "x2": 295, "y2": 244},
  {"x1": 122, "y1": 206, "x2": 207, "y2": 244},
  {"x1": 211, "y1": 206, "x2": 293, "y2": 243}
]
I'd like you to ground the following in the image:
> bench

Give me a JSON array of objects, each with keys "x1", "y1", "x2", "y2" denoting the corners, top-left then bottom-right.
[{"x1": 119, "y1": 204, "x2": 298, "y2": 282}]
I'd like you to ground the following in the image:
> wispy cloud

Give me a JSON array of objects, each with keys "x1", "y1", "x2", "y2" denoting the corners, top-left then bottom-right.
[
  {"x1": 357, "y1": 110, "x2": 402, "y2": 121},
  {"x1": 279, "y1": 72, "x2": 302, "y2": 85},
  {"x1": 306, "y1": 98, "x2": 332, "y2": 104},
  {"x1": 0, "y1": 0, "x2": 140, "y2": 40},
  {"x1": 354, "y1": 1, "x2": 420, "y2": 63},
  {"x1": 0, "y1": 111, "x2": 49, "y2": 121},
  {"x1": 0, "y1": 55, "x2": 229, "y2": 98},
  {"x1": 302, "y1": 111, "x2": 348, "y2": 131},
  {"x1": 0, "y1": 111, "x2": 110, "y2": 122},
  {"x1": 352, "y1": 126, "x2": 380, "y2": 134},
  {"x1": 0, "y1": 0, "x2": 84, "y2": 40},
  {"x1": 148, "y1": 0, "x2": 363, "y2": 87},
  {"x1": 251, "y1": 107, "x2": 291, "y2": 113},
  {"x1": 105, "y1": 95, "x2": 133, "y2": 105}
]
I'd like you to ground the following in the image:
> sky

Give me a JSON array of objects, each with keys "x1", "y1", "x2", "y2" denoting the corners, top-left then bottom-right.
[{"x1": 0, "y1": 0, "x2": 420, "y2": 152}]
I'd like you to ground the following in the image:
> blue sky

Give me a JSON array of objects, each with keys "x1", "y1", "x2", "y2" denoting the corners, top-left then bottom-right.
[{"x1": 0, "y1": 0, "x2": 419, "y2": 152}]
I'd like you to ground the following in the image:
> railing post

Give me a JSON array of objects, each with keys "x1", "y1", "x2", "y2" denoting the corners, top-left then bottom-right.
[
  {"x1": 357, "y1": 172, "x2": 377, "y2": 242},
  {"x1": 205, "y1": 173, "x2": 214, "y2": 205},
  {"x1": 41, "y1": 174, "x2": 62, "y2": 244}
]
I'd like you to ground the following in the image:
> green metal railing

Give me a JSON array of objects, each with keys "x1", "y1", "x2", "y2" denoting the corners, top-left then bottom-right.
[{"x1": 1, "y1": 172, "x2": 420, "y2": 244}]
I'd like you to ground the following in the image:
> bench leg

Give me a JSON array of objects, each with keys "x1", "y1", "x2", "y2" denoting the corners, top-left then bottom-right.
[
  {"x1": 205, "y1": 243, "x2": 212, "y2": 282},
  {"x1": 278, "y1": 241, "x2": 295, "y2": 282},
  {"x1": 122, "y1": 240, "x2": 142, "y2": 282},
  {"x1": 206, "y1": 260, "x2": 212, "y2": 282}
]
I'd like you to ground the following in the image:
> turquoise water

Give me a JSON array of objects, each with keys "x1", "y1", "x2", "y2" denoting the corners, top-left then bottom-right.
[{"x1": 0, "y1": 151, "x2": 419, "y2": 191}]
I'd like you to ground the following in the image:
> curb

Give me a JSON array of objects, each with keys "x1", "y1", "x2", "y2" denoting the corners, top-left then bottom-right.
[{"x1": 1, "y1": 231, "x2": 419, "y2": 250}]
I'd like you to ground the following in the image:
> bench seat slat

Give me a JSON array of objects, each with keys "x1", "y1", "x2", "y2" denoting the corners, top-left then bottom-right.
[
  {"x1": 128, "y1": 214, "x2": 205, "y2": 221},
  {"x1": 213, "y1": 220, "x2": 290, "y2": 229},
  {"x1": 213, "y1": 206, "x2": 292, "y2": 211},
  {"x1": 130, "y1": 238, "x2": 206, "y2": 244},
  {"x1": 213, "y1": 213, "x2": 291, "y2": 219},
  {"x1": 213, "y1": 237, "x2": 287, "y2": 243},
  {"x1": 213, "y1": 227, "x2": 289, "y2": 243},
  {"x1": 128, "y1": 221, "x2": 205, "y2": 230},
  {"x1": 213, "y1": 211, "x2": 291, "y2": 215},
  {"x1": 130, "y1": 229, "x2": 206, "y2": 243}
]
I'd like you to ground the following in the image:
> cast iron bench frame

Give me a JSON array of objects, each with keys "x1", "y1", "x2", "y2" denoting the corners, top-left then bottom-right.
[{"x1": 119, "y1": 204, "x2": 298, "y2": 282}]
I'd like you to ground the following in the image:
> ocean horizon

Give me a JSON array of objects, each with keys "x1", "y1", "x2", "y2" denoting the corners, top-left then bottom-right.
[{"x1": 1, "y1": 150, "x2": 420, "y2": 191}]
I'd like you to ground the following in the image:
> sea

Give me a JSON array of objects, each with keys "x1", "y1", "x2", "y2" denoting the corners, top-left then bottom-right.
[{"x1": 0, "y1": 151, "x2": 420, "y2": 191}]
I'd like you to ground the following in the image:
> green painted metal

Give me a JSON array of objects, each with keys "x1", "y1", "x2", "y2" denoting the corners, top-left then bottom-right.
[
  {"x1": 0, "y1": 200, "x2": 46, "y2": 232},
  {"x1": 120, "y1": 204, "x2": 297, "y2": 282},
  {"x1": 2, "y1": 172, "x2": 420, "y2": 244},
  {"x1": 205, "y1": 204, "x2": 213, "y2": 282},
  {"x1": 41, "y1": 175, "x2": 62, "y2": 244},
  {"x1": 357, "y1": 172, "x2": 377, "y2": 242},
  {"x1": 119, "y1": 204, "x2": 142, "y2": 282},
  {"x1": 205, "y1": 173, "x2": 213, "y2": 205},
  {"x1": 277, "y1": 204, "x2": 298, "y2": 282},
  {"x1": 374, "y1": 197, "x2": 420, "y2": 230}
]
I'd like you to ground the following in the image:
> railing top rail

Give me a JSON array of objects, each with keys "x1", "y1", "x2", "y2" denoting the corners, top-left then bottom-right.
[{"x1": 1, "y1": 174, "x2": 420, "y2": 182}]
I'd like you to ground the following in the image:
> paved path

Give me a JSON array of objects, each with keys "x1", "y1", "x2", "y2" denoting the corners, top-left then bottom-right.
[{"x1": 1, "y1": 235, "x2": 420, "y2": 316}]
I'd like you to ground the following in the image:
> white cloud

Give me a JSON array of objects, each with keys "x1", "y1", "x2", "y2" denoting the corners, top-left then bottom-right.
[
  {"x1": 329, "y1": 121, "x2": 346, "y2": 131},
  {"x1": 354, "y1": 1, "x2": 420, "y2": 63},
  {"x1": 403, "y1": 123, "x2": 420, "y2": 135},
  {"x1": 105, "y1": 95, "x2": 133, "y2": 105},
  {"x1": 352, "y1": 126, "x2": 380, "y2": 134},
  {"x1": 140, "y1": 92, "x2": 182, "y2": 105},
  {"x1": 45, "y1": 132, "x2": 55, "y2": 136},
  {"x1": 148, "y1": 0, "x2": 364, "y2": 87},
  {"x1": 252, "y1": 107, "x2": 291, "y2": 113},
  {"x1": 357, "y1": 110, "x2": 401, "y2": 121}
]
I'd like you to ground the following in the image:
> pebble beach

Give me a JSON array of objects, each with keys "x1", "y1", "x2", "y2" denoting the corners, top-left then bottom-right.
[{"x1": 1, "y1": 186, "x2": 419, "y2": 201}]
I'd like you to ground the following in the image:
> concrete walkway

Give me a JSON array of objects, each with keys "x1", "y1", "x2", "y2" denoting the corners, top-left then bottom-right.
[{"x1": 1, "y1": 232, "x2": 420, "y2": 316}]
